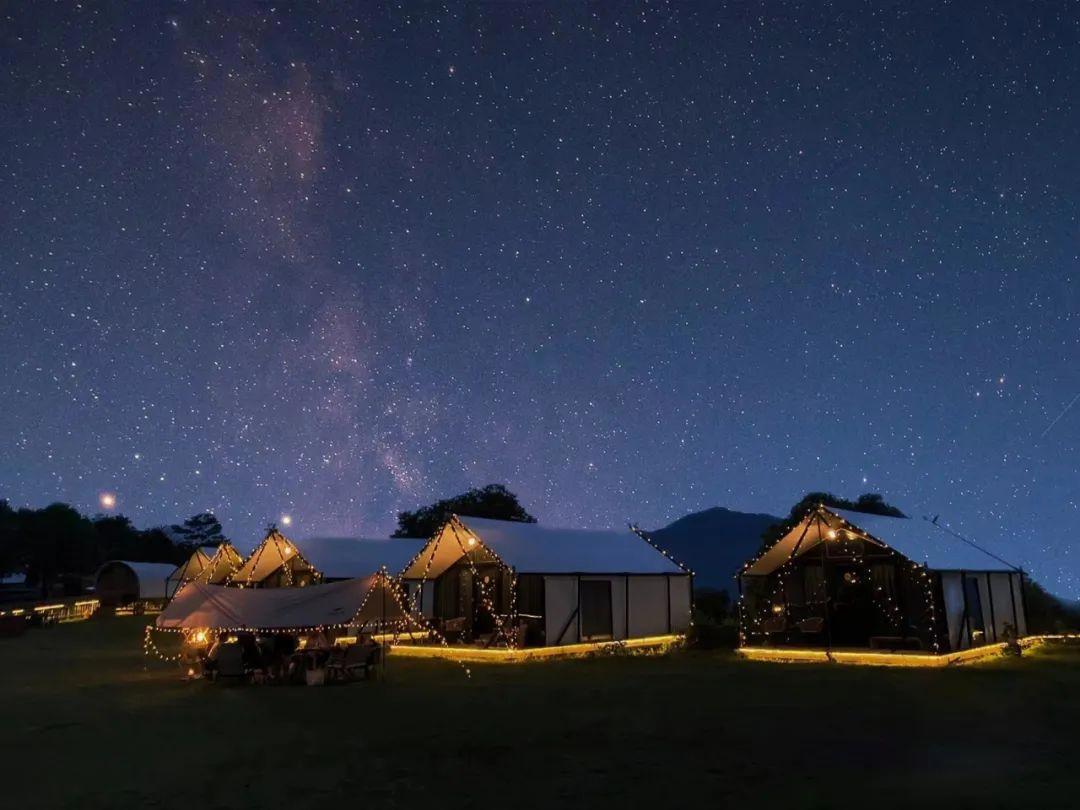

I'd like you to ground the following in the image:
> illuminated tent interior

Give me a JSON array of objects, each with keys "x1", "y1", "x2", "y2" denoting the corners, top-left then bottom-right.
[
  {"x1": 229, "y1": 529, "x2": 320, "y2": 588},
  {"x1": 739, "y1": 506, "x2": 1028, "y2": 653},
  {"x1": 94, "y1": 561, "x2": 176, "y2": 607},
  {"x1": 158, "y1": 574, "x2": 410, "y2": 633},
  {"x1": 166, "y1": 546, "x2": 217, "y2": 597},
  {"x1": 401, "y1": 515, "x2": 692, "y2": 648},
  {"x1": 197, "y1": 543, "x2": 244, "y2": 585}
]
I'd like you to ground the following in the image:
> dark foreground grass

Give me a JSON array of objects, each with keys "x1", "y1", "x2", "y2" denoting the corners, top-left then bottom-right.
[{"x1": 1, "y1": 619, "x2": 1078, "y2": 810}]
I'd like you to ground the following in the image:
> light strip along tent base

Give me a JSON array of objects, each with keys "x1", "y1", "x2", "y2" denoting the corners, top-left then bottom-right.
[
  {"x1": 401, "y1": 514, "x2": 692, "y2": 648},
  {"x1": 739, "y1": 505, "x2": 1027, "y2": 654},
  {"x1": 157, "y1": 574, "x2": 410, "y2": 634}
]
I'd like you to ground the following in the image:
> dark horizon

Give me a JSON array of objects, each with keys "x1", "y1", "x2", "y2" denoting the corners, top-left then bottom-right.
[{"x1": 2, "y1": 3, "x2": 1078, "y2": 598}]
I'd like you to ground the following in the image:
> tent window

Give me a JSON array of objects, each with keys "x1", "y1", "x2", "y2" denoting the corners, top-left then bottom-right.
[{"x1": 579, "y1": 580, "x2": 613, "y2": 641}]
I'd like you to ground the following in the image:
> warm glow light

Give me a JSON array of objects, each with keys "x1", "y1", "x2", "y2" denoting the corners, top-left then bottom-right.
[
  {"x1": 466, "y1": 536, "x2": 477, "y2": 547},
  {"x1": 826, "y1": 529, "x2": 837, "y2": 539},
  {"x1": 99, "y1": 492, "x2": 117, "y2": 510},
  {"x1": 771, "y1": 604, "x2": 784, "y2": 615},
  {"x1": 281, "y1": 514, "x2": 293, "y2": 526},
  {"x1": 387, "y1": 635, "x2": 683, "y2": 664}
]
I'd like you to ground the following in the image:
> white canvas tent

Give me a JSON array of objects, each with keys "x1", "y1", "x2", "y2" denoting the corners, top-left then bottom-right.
[
  {"x1": 230, "y1": 530, "x2": 319, "y2": 588},
  {"x1": 740, "y1": 505, "x2": 1027, "y2": 652},
  {"x1": 94, "y1": 561, "x2": 176, "y2": 606},
  {"x1": 166, "y1": 546, "x2": 217, "y2": 597},
  {"x1": 294, "y1": 537, "x2": 427, "y2": 580},
  {"x1": 198, "y1": 543, "x2": 244, "y2": 585},
  {"x1": 402, "y1": 515, "x2": 692, "y2": 646},
  {"x1": 157, "y1": 575, "x2": 410, "y2": 632}
]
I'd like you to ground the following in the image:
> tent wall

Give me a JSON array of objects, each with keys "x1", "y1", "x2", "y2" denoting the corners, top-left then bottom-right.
[
  {"x1": 627, "y1": 576, "x2": 669, "y2": 638},
  {"x1": 941, "y1": 570, "x2": 1025, "y2": 651},
  {"x1": 544, "y1": 576, "x2": 579, "y2": 645},
  {"x1": 669, "y1": 575, "x2": 692, "y2": 634},
  {"x1": 1011, "y1": 573, "x2": 1028, "y2": 636}
]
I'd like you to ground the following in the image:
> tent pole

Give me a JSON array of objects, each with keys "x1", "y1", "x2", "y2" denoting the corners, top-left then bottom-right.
[
  {"x1": 1019, "y1": 570, "x2": 1029, "y2": 636},
  {"x1": 1008, "y1": 571, "x2": 1019, "y2": 636}
]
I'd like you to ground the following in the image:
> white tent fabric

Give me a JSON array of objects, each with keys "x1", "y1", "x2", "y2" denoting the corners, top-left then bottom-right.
[
  {"x1": 230, "y1": 531, "x2": 315, "y2": 585},
  {"x1": 743, "y1": 507, "x2": 1019, "y2": 576},
  {"x1": 200, "y1": 543, "x2": 244, "y2": 585},
  {"x1": 167, "y1": 547, "x2": 216, "y2": 594},
  {"x1": 295, "y1": 537, "x2": 427, "y2": 579},
  {"x1": 403, "y1": 515, "x2": 685, "y2": 579},
  {"x1": 156, "y1": 576, "x2": 408, "y2": 631}
]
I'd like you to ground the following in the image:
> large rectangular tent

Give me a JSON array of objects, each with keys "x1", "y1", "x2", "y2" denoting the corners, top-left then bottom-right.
[
  {"x1": 739, "y1": 505, "x2": 1027, "y2": 653},
  {"x1": 401, "y1": 515, "x2": 692, "y2": 648}
]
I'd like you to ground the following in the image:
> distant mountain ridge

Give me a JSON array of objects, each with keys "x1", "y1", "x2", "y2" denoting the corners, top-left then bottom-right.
[{"x1": 646, "y1": 506, "x2": 780, "y2": 590}]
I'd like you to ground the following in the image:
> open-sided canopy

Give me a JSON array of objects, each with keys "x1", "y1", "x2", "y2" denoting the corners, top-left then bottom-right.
[
  {"x1": 230, "y1": 530, "x2": 316, "y2": 585},
  {"x1": 156, "y1": 575, "x2": 409, "y2": 631},
  {"x1": 402, "y1": 515, "x2": 686, "y2": 580},
  {"x1": 743, "y1": 506, "x2": 1019, "y2": 576},
  {"x1": 295, "y1": 537, "x2": 427, "y2": 579}
]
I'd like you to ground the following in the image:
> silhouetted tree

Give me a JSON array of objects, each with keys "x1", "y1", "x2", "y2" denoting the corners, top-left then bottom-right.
[
  {"x1": 171, "y1": 512, "x2": 224, "y2": 545},
  {"x1": 393, "y1": 484, "x2": 536, "y2": 539}
]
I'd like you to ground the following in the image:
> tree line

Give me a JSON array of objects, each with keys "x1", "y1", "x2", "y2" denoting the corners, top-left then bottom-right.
[{"x1": 0, "y1": 501, "x2": 224, "y2": 599}]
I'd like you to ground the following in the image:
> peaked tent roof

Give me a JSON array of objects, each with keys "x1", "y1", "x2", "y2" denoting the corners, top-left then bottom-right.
[
  {"x1": 156, "y1": 575, "x2": 409, "y2": 631},
  {"x1": 295, "y1": 537, "x2": 427, "y2": 579},
  {"x1": 743, "y1": 506, "x2": 1019, "y2": 576},
  {"x1": 168, "y1": 547, "x2": 216, "y2": 588},
  {"x1": 199, "y1": 543, "x2": 244, "y2": 585},
  {"x1": 230, "y1": 530, "x2": 317, "y2": 585},
  {"x1": 403, "y1": 515, "x2": 686, "y2": 580}
]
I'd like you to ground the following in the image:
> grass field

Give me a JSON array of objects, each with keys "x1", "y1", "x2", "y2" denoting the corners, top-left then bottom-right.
[{"x1": 2, "y1": 618, "x2": 1078, "y2": 810}]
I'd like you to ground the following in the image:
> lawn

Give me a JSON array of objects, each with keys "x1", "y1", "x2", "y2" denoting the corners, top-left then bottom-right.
[{"x1": 2, "y1": 619, "x2": 1078, "y2": 810}]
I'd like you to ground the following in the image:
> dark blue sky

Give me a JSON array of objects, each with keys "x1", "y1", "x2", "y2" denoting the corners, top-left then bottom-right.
[{"x1": 2, "y1": 3, "x2": 1077, "y2": 597}]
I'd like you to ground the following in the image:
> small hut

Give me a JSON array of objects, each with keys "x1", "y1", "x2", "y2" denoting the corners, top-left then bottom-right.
[
  {"x1": 94, "y1": 561, "x2": 176, "y2": 607},
  {"x1": 738, "y1": 505, "x2": 1027, "y2": 654},
  {"x1": 401, "y1": 515, "x2": 692, "y2": 648}
]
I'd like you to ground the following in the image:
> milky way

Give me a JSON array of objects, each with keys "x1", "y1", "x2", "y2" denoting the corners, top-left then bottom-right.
[{"x1": 1, "y1": 4, "x2": 1078, "y2": 596}]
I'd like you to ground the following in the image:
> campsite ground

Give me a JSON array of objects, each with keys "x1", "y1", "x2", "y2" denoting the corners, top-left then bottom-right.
[{"x1": 2, "y1": 619, "x2": 1077, "y2": 810}]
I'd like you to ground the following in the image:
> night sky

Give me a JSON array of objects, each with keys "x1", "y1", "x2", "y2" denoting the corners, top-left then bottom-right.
[{"x1": 2, "y1": 3, "x2": 1078, "y2": 597}]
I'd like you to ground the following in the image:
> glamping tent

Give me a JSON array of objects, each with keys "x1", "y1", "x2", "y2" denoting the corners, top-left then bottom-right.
[
  {"x1": 229, "y1": 530, "x2": 424, "y2": 588},
  {"x1": 166, "y1": 546, "x2": 218, "y2": 597},
  {"x1": 197, "y1": 542, "x2": 244, "y2": 585},
  {"x1": 229, "y1": 529, "x2": 320, "y2": 588},
  {"x1": 401, "y1": 515, "x2": 692, "y2": 648},
  {"x1": 94, "y1": 561, "x2": 176, "y2": 607},
  {"x1": 157, "y1": 574, "x2": 409, "y2": 634},
  {"x1": 739, "y1": 505, "x2": 1027, "y2": 653},
  {"x1": 293, "y1": 537, "x2": 427, "y2": 581}
]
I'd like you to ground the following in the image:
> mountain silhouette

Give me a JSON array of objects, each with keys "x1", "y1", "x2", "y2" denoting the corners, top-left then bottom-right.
[{"x1": 646, "y1": 506, "x2": 780, "y2": 590}]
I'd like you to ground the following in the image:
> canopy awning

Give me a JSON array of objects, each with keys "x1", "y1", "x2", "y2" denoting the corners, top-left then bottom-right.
[{"x1": 156, "y1": 575, "x2": 409, "y2": 631}]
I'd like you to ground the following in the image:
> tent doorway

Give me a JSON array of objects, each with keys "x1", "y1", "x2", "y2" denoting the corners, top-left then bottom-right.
[{"x1": 828, "y1": 564, "x2": 874, "y2": 646}]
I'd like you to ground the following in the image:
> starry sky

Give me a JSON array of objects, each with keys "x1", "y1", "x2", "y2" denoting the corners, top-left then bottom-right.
[{"x1": 1, "y1": 3, "x2": 1078, "y2": 597}]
